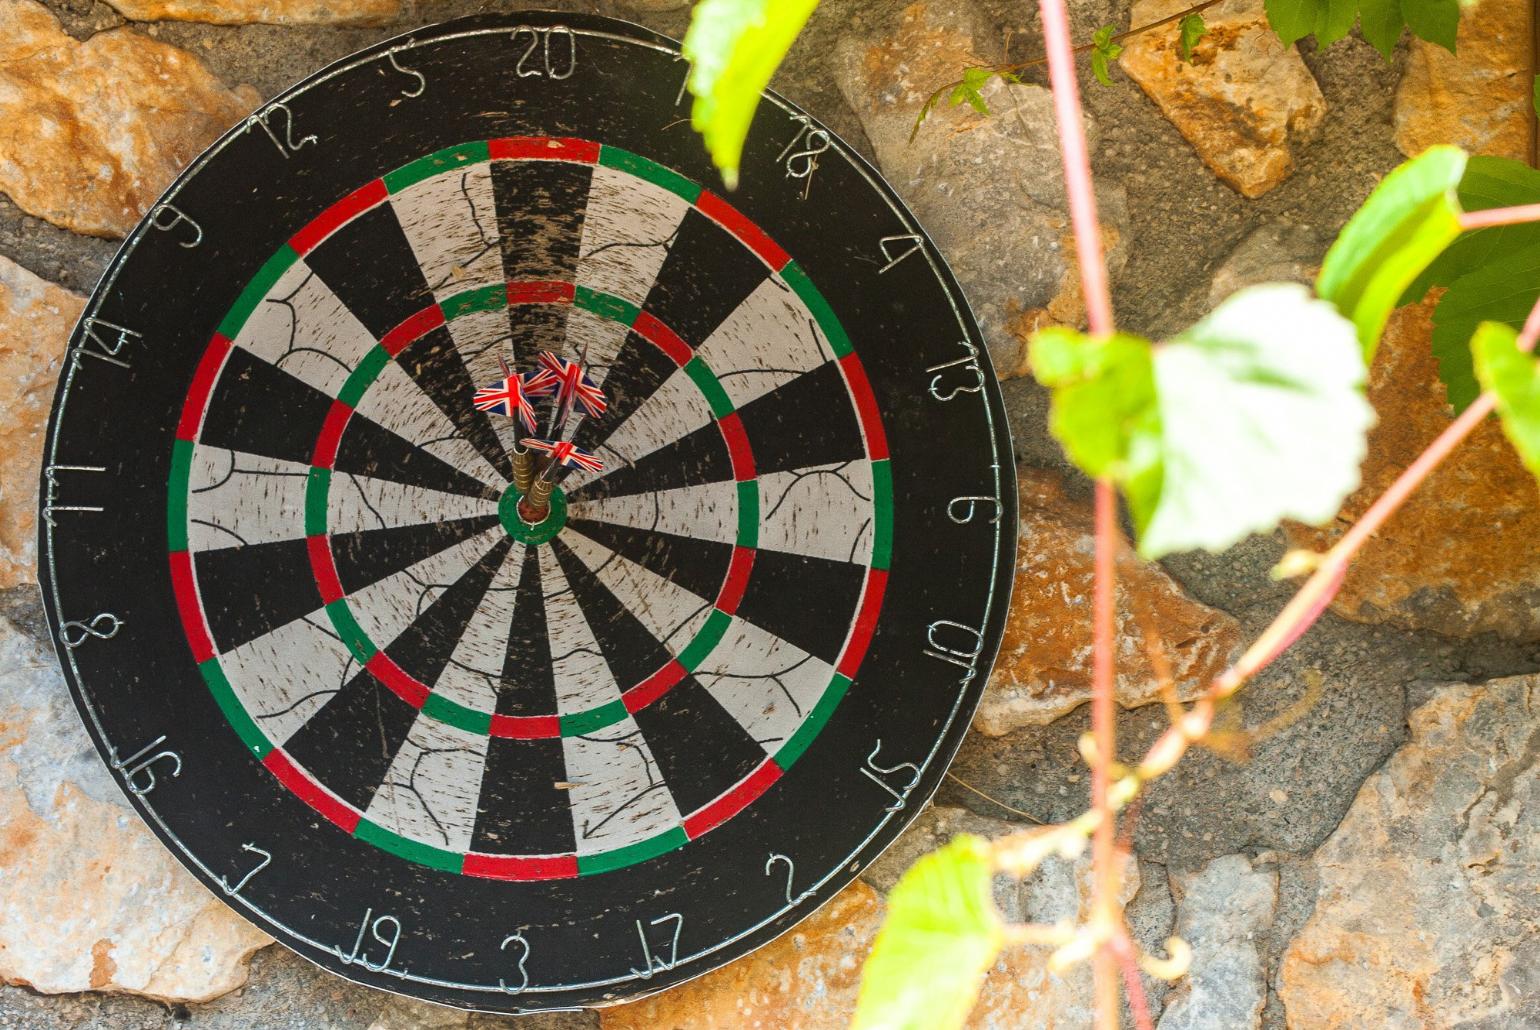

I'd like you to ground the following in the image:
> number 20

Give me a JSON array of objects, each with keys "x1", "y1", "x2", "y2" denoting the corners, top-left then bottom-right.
[{"x1": 513, "y1": 25, "x2": 576, "y2": 80}]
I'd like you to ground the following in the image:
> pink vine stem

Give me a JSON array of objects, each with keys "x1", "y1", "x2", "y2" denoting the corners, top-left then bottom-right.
[
  {"x1": 1036, "y1": 0, "x2": 1125, "y2": 1025},
  {"x1": 1459, "y1": 203, "x2": 1540, "y2": 231}
]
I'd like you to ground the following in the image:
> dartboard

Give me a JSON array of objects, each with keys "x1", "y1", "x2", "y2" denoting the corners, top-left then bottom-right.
[{"x1": 39, "y1": 12, "x2": 1015, "y2": 1012}]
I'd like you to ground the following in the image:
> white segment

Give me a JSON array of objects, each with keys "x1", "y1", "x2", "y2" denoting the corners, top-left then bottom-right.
[
  {"x1": 693, "y1": 619, "x2": 835, "y2": 755},
  {"x1": 561, "y1": 531, "x2": 712, "y2": 653},
  {"x1": 364, "y1": 714, "x2": 491, "y2": 852},
  {"x1": 569, "y1": 365, "x2": 715, "y2": 496},
  {"x1": 187, "y1": 447, "x2": 309, "y2": 550},
  {"x1": 346, "y1": 526, "x2": 506, "y2": 658},
  {"x1": 567, "y1": 479, "x2": 738, "y2": 546},
  {"x1": 351, "y1": 359, "x2": 506, "y2": 487},
  {"x1": 537, "y1": 545, "x2": 625, "y2": 716},
  {"x1": 694, "y1": 277, "x2": 835, "y2": 409},
  {"x1": 575, "y1": 165, "x2": 691, "y2": 307},
  {"x1": 233, "y1": 259, "x2": 378, "y2": 399},
  {"x1": 219, "y1": 612, "x2": 359, "y2": 747},
  {"x1": 431, "y1": 544, "x2": 523, "y2": 713},
  {"x1": 326, "y1": 471, "x2": 501, "y2": 537},
  {"x1": 390, "y1": 163, "x2": 504, "y2": 298},
  {"x1": 561, "y1": 720, "x2": 683, "y2": 855},
  {"x1": 758, "y1": 461, "x2": 877, "y2": 565},
  {"x1": 446, "y1": 306, "x2": 528, "y2": 457}
]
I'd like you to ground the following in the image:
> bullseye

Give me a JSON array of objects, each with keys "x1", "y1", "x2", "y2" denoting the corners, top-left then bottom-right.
[{"x1": 500, "y1": 482, "x2": 567, "y2": 544}]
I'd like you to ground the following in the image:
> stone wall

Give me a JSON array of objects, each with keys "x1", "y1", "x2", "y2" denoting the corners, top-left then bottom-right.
[{"x1": 1, "y1": 0, "x2": 1537, "y2": 1026}]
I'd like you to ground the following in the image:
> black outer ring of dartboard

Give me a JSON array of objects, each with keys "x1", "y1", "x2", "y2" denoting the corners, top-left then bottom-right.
[{"x1": 37, "y1": 10, "x2": 1019, "y2": 1013}]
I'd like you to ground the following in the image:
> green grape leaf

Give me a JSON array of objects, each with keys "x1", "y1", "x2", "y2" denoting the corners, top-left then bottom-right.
[
  {"x1": 1177, "y1": 13, "x2": 1208, "y2": 61},
  {"x1": 949, "y1": 66, "x2": 994, "y2": 115},
  {"x1": 1090, "y1": 24, "x2": 1124, "y2": 86},
  {"x1": 1405, "y1": 156, "x2": 1540, "y2": 412},
  {"x1": 1317, "y1": 145, "x2": 1466, "y2": 361},
  {"x1": 682, "y1": 0, "x2": 821, "y2": 189},
  {"x1": 1032, "y1": 285, "x2": 1373, "y2": 558},
  {"x1": 1472, "y1": 321, "x2": 1540, "y2": 480},
  {"x1": 853, "y1": 836, "x2": 1003, "y2": 1030},
  {"x1": 1400, "y1": 0, "x2": 1459, "y2": 52},
  {"x1": 1264, "y1": 0, "x2": 1455, "y2": 54}
]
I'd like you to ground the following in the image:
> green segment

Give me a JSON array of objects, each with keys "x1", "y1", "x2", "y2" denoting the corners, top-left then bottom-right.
[
  {"x1": 499, "y1": 484, "x2": 568, "y2": 545},
  {"x1": 559, "y1": 699, "x2": 629, "y2": 737},
  {"x1": 423, "y1": 692, "x2": 493, "y2": 735},
  {"x1": 199, "y1": 659, "x2": 273, "y2": 759},
  {"x1": 441, "y1": 283, "x2": 508, "y2": 321},
  {"x1": 354, "y1": 818, "x2": 464, "y2": 872},
  {"x1": 870, "y1": 460, "x2": 893, "y2": 570},
  {"x1": 782, "y1": 261, "x2": 852, "y2": 358},
  {"x1": 735, "y1": 481, "x2": 759, "y2": 549},
  {"x1": 383, "y1": 141, "x2": 492, "y2": 194},
  {"x1": 218, "y1": 245, "x2": 298, "y2": 339},
  {"x1": 598, "y1": 146, "x2": 702, "y2": 203},
  {"x1": 326, "y1": 600, "x2": 375, "y2": 663},
  {"x1": 304, "y1": 468, "x2": 331, "y2": 536},
  {"x1": 678, "y1": 609, "x2": 731, "y2": 670},
  {"x1": 775, "y1": 674, "x2": 852, "y2": 769},
  {"x1": 167, "y1": 440, "x2": 193, "y2": 551},
  {"x1": 575, "y1": 285, "x2": 639, "y2": 325},
  {"x1": 686, "y1": 357, "x2": 734, "y2": 418},
  {"x1": 338, "y1": 346, "x2": 390, "y2": 408},
  {"x1": 578, "y1": 826, "x2": 689, "y2": 875}
]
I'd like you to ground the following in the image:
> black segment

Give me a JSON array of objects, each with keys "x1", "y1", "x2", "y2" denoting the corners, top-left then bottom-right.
[
  {"x1": 736, "y1": 363, "x2": 865, "y2": 476},
  {"x1": 630, "y1": 675, "x2": 766, "y2": 815},
  {"x1": 282, "y1": 667, "x2": 419, "y2": 811},
  {"x1": 639, "y1": 209, "x2": 766, "y2": 349},
  {"x1": 199, "y1": 347, "x2": 331, "y2": 465},
  {"x1": 567, "y1": 419, "x2": 731, "y2": 501},
  {"x1": 569, "y1": 330, "x2": 680, "y2": 456},
  {"x1": 470, "y1": 736, "x2": 576, "y2": 855},
  {"x1": 386, "y1": 537, "x2": 516, "y2": 687},
  {"x1": 396, "y1": 325, "x2": 516, "y2": 480},
  {"x1": 565, "y1": 520, "x2": 730, "y2": 603},
  {"x1": 493, "y1": 160, "x2": 592, "y2": 368},
  {"x1": 303, "y1": 203, "x2": 435, "y2": 338},
  {"x1": 506, "y1": 305, "x2": 570, "y2": 381},
  {"x1": 194, "y1": 538, "x2": 323, "y2": 652},
  {"x1": 330, "y1": 514, "x2": 500, "y2": 596},
  {"x1": 334, "y1": 422, "x2": 503, "y2": 501},
  {"x1": 734, "y1": 549, "x2": 866, "y2": 665},
  {"x1": 549, "y1": 538, "x2": 673, "y2": 686},
  {"x1": 497, "y1": 545, "x2": 559, "y2": 716}
]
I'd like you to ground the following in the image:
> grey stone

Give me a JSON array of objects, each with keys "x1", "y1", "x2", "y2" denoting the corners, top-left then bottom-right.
[
  {"x1": 1158, "y1": 855, "x2": 1276, "y2": 1030},
  {"x1": 1205, "y1": 223, "x2": 1324, "y2": 308}
]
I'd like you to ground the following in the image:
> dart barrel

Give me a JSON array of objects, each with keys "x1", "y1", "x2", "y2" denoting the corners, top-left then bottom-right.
[
  {"x1": 512, "y1": 447, "x2": 536, "y2": 494},
  {"x1": 519, "y1": 476, "x2": 555, "y2": 523}
]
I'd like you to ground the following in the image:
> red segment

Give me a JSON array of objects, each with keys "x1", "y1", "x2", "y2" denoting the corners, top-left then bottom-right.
[
  {"x1": 489, "y1": 713, "x2": 562, "y2": 739},
  {"x1": 168, "y1": 551, "x2": 215, "y2": 663},
  {"x1": 380, "y1": 304, "x2": 446, "y2": 356},
  {"x1": 716, "y1": 546, "x2": 755, "y2": 615},
  {"x1": 506, "y1": 280, "x2": 576, "y2": 306},
  {"x1": 488, "y1": 136, "x2": 600, "y2": 164},
  {"x1": 311, "y1": 400, "x2": 353, "y2": 470},
  {"x1": 306, "y1": 535, "x2": 345, "y2": 604},
  {"x1": 685, "y1": 759, "x2": 783, "y2": 839},
  {"x1": 176, "y1": 334, "x2": 233, "y2": 441},
  {"x1": 837, "y1": 569, "x2": 888, "y2": 679},
  {"x1": 838, "y1": 353, "x2": 889, "y2": 460},
  {"x1": 631, "y1": 311, "x2": 692, "y2": 367},
  {"x1": 463, "y1": 852, "x2": 580, "y2": 881},
  {"x1": 290, "y1": 179, "x2": 387, "y2": 255},
  {"x1": 718, "y1": 413, "x2": 755, "y2": 482},
  {"x1": 366, "y1": 653, "x2": 431, "y2": 708},
  {"x1": 623, "y1": 660, "x2": 685, "y2": 713},
  {"x1": 264, "y1": 749, "x2": 361, "y2": 832},
  {"x1": 697, "y1": 192, "x2": 790, "y2": 271}
]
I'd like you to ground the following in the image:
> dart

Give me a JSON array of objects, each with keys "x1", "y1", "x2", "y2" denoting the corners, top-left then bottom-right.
[
  {"x1": 472, "y1": 358, "x2": 556, "y2": 491},
  {"x1": 535, "y1": 349, "x2": 607, "y2": 436},
  {"x1": 518, "y1": 436, "x2": 604, "y2": 523}
]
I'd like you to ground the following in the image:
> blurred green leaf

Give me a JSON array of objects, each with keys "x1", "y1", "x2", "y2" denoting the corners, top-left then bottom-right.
[
  {"x1": 852, "y1": 836, "x2": 1003, "y2": 1030},
  {"x1": 1473, "y1": 321, "x2": 1540, "y2": 480},
  {"x1": 1317, "y1": 145, "x2": 1466, "y2": 360},
  {"x1": 1177, "y1": 13, "x2": 1207, "y2": 61},
  {"x1": 1030, "y1": 328, "x2": 1159, "y2": 482},
  {"x1": 1264, "y1": 0, "x2": 1455, "y2": 55},
  {"x1": 949, "y1": 66, "x2": 994, "y2": 115},
  {"x1": 1090, "y1": 24, "x2": 1124, "y2": 86},
  {"x1": 682, "y1": 0, "x2": 820, "y2": 189}
]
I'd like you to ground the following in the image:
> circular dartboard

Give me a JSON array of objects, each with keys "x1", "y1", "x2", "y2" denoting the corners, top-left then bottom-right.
[{"x1": 39, "y1": 12, "x2": 1016, "y2": 1012}]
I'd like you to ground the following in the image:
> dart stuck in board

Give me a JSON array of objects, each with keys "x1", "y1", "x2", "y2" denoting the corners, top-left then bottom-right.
[{"x1": 39, "y1": 12, "x2": 1016, "y2": 1013}]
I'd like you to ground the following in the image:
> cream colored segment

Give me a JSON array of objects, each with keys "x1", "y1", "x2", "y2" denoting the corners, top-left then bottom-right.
[
  {"x1": 757, "y1": 461, "x2": 877, "y2": 565},
  {"x1": 537, "y1": 546, "x2": 625, "y2": 716},
  {"x1": 446, "y1": 306, "x2": 527, "y2": 458},
  {"x1": 561, "y1": 719, "x2": 683, "y2": 856},
  {"x1": 693, "y1": 277, "x2": 834, "y2": 409},
  {"x1": 693, "y1": 619, "x2": 835, "y2": 756},
  {"x1": 569, "y1": 365, "x2": 714, "y2": 496},
  {"x1": 575, "y1": 165, "x2": 690, "y2": 306},
  {"x1": 346, "y1": 527, "x2": 505, "y2": 661},
  {"x1": 364, "y1": 715, "x2": 491, "y2": 852},
  {"x1": 430, "y1": 545, "x2": 523, "y2": 714},
  {"x1": 567, "y1": 479, "x2": 737, "y2": 545},
  {"x1": 218, "y1": 611, "x2": 361, "y2": 748},
  {"x1": 327, "y1": 471, "x2": 500, "y2": 537},
  {"x1": 351, "y1": 358, "x2": 505, "y2": 487},
  {"x1": 561, "y1": 531, "x2": 711, "y2": 653},
  {"x1": 233, "y1": 258, "x2": 378, "y2": 398},
  {"x1": 390, "y1": 163, "x2": 504, "y2": 298},
  {"x1": 186, "y1": 446, "x2": 309, "y2": 550}
]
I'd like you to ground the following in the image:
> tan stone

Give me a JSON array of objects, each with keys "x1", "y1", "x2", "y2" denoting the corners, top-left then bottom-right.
[
  {"x1": 1285, "y1": 300, "x2": 1540, "y2": 640},
  {"x1": 1279, "y1": 674, "x2": 1540, "y2": 1027},
  {"x1": 1121, "y1": 0, "x2": 1326, "y2": 197},
  {"x1": 1394, "y1": 0, "x2": 1532, "y2": 161},
  {"x1": 979, "y1": 469, "x2": 1242, "y2": 734},
  {"x1": 0, "y1": 0, "x2": 261, "y2": 237},
  {"x1": 0, "y1": 617, "x2": 273, "y2": 1000},
  {"x1": 102, "y1": 0, "x2": 397, "y2": 25},
  {"x1": 0, "y1": 258, "x2": 82, "y2": 588}
]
